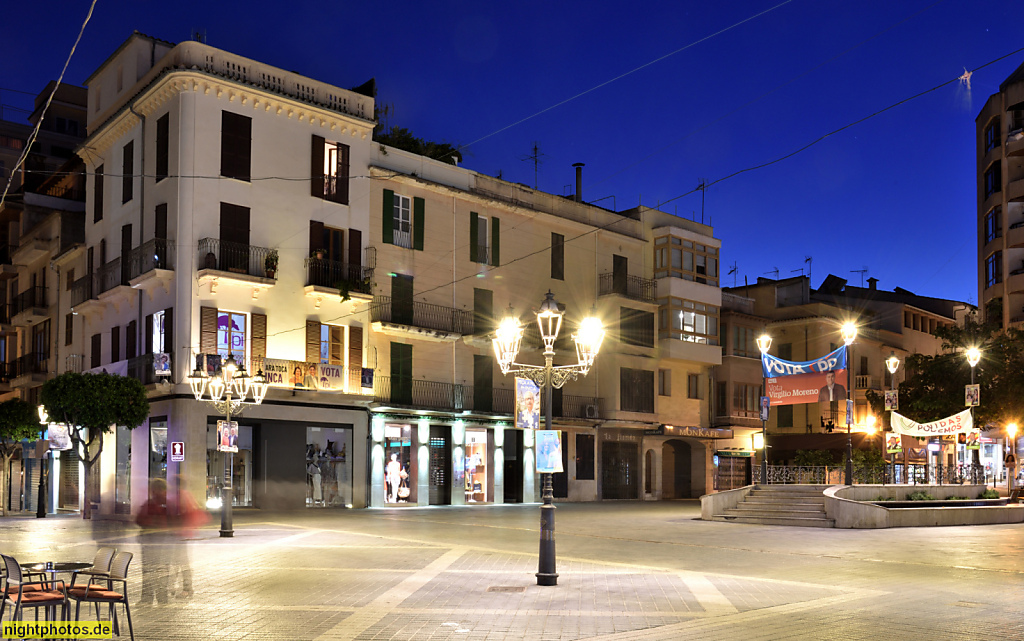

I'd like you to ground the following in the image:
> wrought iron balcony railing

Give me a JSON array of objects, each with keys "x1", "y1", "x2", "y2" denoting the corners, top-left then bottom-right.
[
  {"x1": 599, "y1": 272, "x2": 656, "y2": 303},
  {"x1": 13, "y1": 351, "x2": 48, "y2": 377},
  {"x1": 96, "y1": 257, "x2": 124, "y2": 295},
  {"x1": 198, "y1": 238, "x2": 277, "y2": 280},
  {"x1": 305, "y1": 257, "x2": 372, "y2": 295},
  {"x1": 370, "y1": 296, "x2": 474, "y2": 335},
  {"x1": 127, "y1": 238, "x2": 174, "y2": 281},
  {"x1": 11, "y1": 286, "x2": 47, "y2": 316},
  {"x1": 70, "y1": 274, "x2": 94, "y2": 307}
]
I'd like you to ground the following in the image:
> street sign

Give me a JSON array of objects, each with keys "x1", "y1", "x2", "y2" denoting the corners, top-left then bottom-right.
[{"x1": 170, "y1": 441, "x2": 185, "y2": 462}]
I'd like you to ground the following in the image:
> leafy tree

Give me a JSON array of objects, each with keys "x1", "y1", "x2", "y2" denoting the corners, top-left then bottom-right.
[
  {"x1": 0, "y1": 399, "x2": 42, "y2": 516},
  {"x1": 793, "y1": 449, "x2": 838, "y2": 467},
  {"x1": 40, "y1": 373, "x2": 150, "y2": 519},
  {"x1": 374, "y1": 125, "x2": 463, "y2": 165}
]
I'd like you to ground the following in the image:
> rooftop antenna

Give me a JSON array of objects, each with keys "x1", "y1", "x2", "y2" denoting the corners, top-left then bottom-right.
[
  {"x1": 520, "y1": 142, "x2": 545, "y2": 189},
  {"x1": 804, "y1": 256, "x2": 812, "y2": 284},
  {"x1": 850, "y1": 267, "x2": 868, "y2": 287},
  {"x1": 728, "y1": 262, "x2": 737, "y2": 287},
  {"x1": 697, "y1": 178, "x2": 707, "y2": 224},
  {"x1": 765, "y1": 267, "x2": 779, "y2": 280},
  {"x1": 791, "y1": 268, "x2": 804, "y2": 277},
  {"x1": 191, "y1": 28, "x2": 206, "y2": 43}
]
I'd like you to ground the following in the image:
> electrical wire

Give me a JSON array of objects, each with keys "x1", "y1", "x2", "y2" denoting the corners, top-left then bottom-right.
[{"x1": 0, "y1": 0, "x2": 97, "y2": 210}]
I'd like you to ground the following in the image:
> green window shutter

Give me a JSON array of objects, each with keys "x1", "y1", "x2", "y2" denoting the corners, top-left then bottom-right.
[
  {"x1": 413, "y1": 197, "x2": 425, "y2": 251},
  {"x1": 382, "y1": 189, "x2": 394, "y2": 245},
  {"x1": 490, "y1": 216, "x2": 500, "y2": 266},
  {"x1": 469, "y1": 212, "x2": 479, "y2": 263}
]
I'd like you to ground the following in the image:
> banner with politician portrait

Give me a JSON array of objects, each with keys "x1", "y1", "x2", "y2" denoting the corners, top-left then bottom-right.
[
  {"x1": 217, "y1": 420, "x2": 238, "y2": 453},
  {"x1": 258, "y1": 358, "x2": 347, "y2": 392},
  {"x1": 761, "y1": 346, "x2": 848, "y2": 406},
  {"x1": 536, "y1": 430, "x2": 563, "y2": 473},
  {"x1": 884, "y1": 432, "x2": 903, "y2": 453},
  {"x1": 515, "y1": 377, "x2": 540, "y2": 430}
]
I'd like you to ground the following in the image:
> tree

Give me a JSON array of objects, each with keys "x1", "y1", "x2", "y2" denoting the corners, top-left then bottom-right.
[
  {"x1": 374, "y1": 126, "x2": 463, "y2": 165},
  {"x1": 0, "y1": 399, "x2": 42, "y2": 516},
  {"x1": 40, "y1": 373, "x2": 150, "y2": 519}
]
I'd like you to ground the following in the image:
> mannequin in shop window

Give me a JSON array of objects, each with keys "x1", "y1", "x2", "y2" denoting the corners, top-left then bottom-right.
[
  {"x1": 307, "y1": 460, "x2": 322, "y2": 505},
  {"x1": 386, "y1": 453, "x2": 402, "y2": 503}
]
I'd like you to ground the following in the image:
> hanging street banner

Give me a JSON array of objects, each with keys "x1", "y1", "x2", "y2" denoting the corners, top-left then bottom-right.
[
  {"x1": 884, "y1": 390, "x2": 898, "y2": 411},
  {"x1": 885, "y1": 432, "x2": 903, "y2": 453},
  {"x1": 515, "y1": 377, "x2": 540, "y2": 430},
  {"x1": 965, "y1": 384, "x2": 980, "y2": 407},
  {"x1": 890, "y1": 409, "x2": 973, "y2": 437},
  {"x1": 761, "y1": 346, "x2": 848, "y2": 406},
  {"x1": 259, "y1": 358, "x2": 347, "y2": 392}
]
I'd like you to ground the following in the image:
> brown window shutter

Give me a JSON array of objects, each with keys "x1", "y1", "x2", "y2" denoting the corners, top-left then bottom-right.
[
  {"x1": 309, "y1": 220, "x2": 325, "y2": 255},
  {"x1": 348, "y1": 326, "x2": 363, "y2": 388},
  {"x1": 348, "y1": 229, "x2": 362, "y2": 268},
  {"x1": 220, "y1": 111, "x2": 252, "y2": 181},
  {"x1": 337, "y1": 143, "x2": 350, "y2": 204},
  {"x1": 200, "y1": 306, "x2": 218, "y2": 355},
  {"x1": 306, "y1": 320, "x2": 321, "y2": 363},
  {"x1": 251, "y1": 312, "x2": 267, "y2": 370},
  {"x1": 145, "y1": 314, "x2": 153, "y2": 353},
  {"x1": 311, "y1": 135, "x2": 325, "y2": 198}
]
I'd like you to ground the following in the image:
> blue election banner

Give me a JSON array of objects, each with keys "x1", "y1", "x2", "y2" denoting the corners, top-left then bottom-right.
[{"x1": 761, "y1": 345, "x2": 847, "y2": 378}]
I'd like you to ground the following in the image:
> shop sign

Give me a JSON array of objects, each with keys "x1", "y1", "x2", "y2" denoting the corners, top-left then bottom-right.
[
  {"x1": 658, "y1": 426, "x2": 734, "y2": 439},
  {"x1": 170, "y1": 442, "x2": 185, "y2": 462},
  {"x1": 716, "y1": 450, "x2": 752, "y2": 458}
]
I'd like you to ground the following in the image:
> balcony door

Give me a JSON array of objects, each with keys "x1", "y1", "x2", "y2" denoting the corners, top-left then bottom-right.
[
  {"x1": 473, "y1": 355, "x2": 492, "y2": 412},
  {"x1": 390, "y1": 342, "x2": 413, "y2": 405},
  {"x1": 613, "y1": 254, "x2": 628, "y2": 295},
  {"x1": 219, "y1": 203, "x2": 250, "y2": 272},
  {"x1": 121, "y1": 224, "x2": 132, "y2": 286},
  {"x1": 391, "y1": 274, "x2": 414, "y2": 326}
]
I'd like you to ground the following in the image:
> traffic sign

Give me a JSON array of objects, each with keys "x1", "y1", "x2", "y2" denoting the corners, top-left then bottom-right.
[{"x1": 170, "y1": 441, "x2": 185, "y2": 462}]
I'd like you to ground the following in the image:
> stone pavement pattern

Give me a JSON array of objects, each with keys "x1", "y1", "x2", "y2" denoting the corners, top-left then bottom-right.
[{"x1": 1, "y1": 501, "x2": 1022, "y2": 640}]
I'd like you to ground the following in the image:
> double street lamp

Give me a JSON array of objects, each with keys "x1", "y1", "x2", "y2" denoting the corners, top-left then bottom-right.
[
  {"x1": 189, "y1": 354, "x2": 269, "y2": 537},
  {"x1": 841, "y1": 322, "x2": 858, "y2": 486},
  {"x1": 492, "y1": 291, "x2": 605, "y2": 587},
  {"x1": 756, "y1": 334, "x2": 772, "y2": 484}
]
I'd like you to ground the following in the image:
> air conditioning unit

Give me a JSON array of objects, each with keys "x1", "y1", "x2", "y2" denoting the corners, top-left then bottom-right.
[{"x1": 584, "y1": 404, "x2": 599, "y2": 419}]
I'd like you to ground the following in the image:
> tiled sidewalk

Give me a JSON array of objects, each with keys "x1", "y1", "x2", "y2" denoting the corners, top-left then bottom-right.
[{"x1": 2, "y1": 501, "x2": 1022, "y2": 640}]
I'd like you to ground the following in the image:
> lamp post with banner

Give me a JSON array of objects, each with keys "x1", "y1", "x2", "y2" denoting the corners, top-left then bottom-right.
[
  {"x1": 756, "y1": 334, "x2": 772, "y2": 484},
  {"x1": 966, "y1": 347, "x2": 982, "y2": 478},
  {"x1": 841, "y1": 323, "x2": 858, "y2": 485},
  {"x1": 885, "y1": 352, "x2": 900, "y2": 481},
  {"x1": 492, "y1": 291, "x2": 604, "y2": 587},
  {"x1": 1007, "y1": 422, "x2": 1018, "y2": 493},
  {"x1": 188, "y1": 354, "x2": 269, "y2": 537}
]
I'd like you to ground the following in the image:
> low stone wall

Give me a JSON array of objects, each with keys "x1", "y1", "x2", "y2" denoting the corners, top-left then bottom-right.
[
  {"x1": 700, "y1": 485, "x2": 752, "y2": 520},
  {"x1": 824, "y1": 485, "x2": 1024, "y2": 528}
]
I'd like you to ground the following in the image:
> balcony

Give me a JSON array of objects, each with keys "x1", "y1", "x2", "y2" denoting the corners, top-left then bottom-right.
[
  {"x1": 304, "y1": 255, "x2": 373, "y2": 304},
  {"x1": 854, "y1": 375, "x2": 880, "y2": 391},
  {"x1": 65, "y1": 353, "x2": 84, "y2": 374},
  {"x1": 197, "y1": 238, "x2": 278, "y2": 295},
  {"x1": 127, "y1": 353, "x2": 167, "y2": 386},
  {"x1": 11, "y1": 237, "x2": 54, "y2": 265},
  {"x1": 11, "y1": 286, "x2": 48, "y2": 326},
  {"x1": 599, "y1": 273, "x2": 657, "y2": 304},
  {"x1": 0, "y1": 245, "x2": 17, "y2": 280},
  {"x1": 370, "y1": 296, "x2": 474, "y2": 339},
  {"x1": 1008, "y1": 221, "x2": 1024, "y2": 249},
  {"x1": 11, "y1": 351, "x2": 49, "y2": 387},
  {"x1": 69, "y1": 273, "x2": 97, "y2": 314},
  {"x1": 127, "y1": 238, "x2": 175, "y2": 294}
]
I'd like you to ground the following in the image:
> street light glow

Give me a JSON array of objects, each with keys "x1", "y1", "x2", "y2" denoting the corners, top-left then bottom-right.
[
  {"x1": 756, "y1": 334, "x2": 772, "y2": 354},
  {"x1": 966, "y1": 347, "x2": 981, "y2": 368},
  {"x1": 840, "y1": 322, "x2": 857, "y2": 346},
  {"x1": 886, "y1": 352, "x2": 900, "y2": 375},
  {"x1": 1008, "y1": 423, "x2": 1018, "y2": 440}
]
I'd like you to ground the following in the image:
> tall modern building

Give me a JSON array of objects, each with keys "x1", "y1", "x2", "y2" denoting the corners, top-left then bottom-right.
[{"x1": 977, "y1": 59, "x2": 1024, "y2": 328}]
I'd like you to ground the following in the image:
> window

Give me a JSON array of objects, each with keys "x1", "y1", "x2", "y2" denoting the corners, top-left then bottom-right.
[
  {"x1": 155, "y1": 113, "x2": 169, "y2": 182},
  {"x1": 1011, "y1": 108, "x2": 1024, "y2": 133},
  {"x1": 471, "y1": 213, "x2": 488, "y2": 264},
  {"x1": 122, "y1": 140, "x2": 133, "y2": 203},
  {"x1": 93, "y1": 165, "x2": 104, "y2": 222},
  {"x1": 65, "y1": 312, "x2": 73, "y2": 346},
  {"x1": 653, "y1": 235, "x2": 719, "y2": 285},
  {"x1": 151, "y1": 309, "x2": 166, "y2": 353},
  {"x1": 32, "y1": 320, "x2": 50, "y2": 359},
  {"x1": 985, "y1": 207, "x2": 1002, "y2": 244},
  {"x1": 575, "y1": 433, "x2": 595, "y2": 480},
  {"x1": 66, "y1": 268, "x2": 75, "y2": 292},
  {"x1": 657, "y1": 298, "x2": 719, "y2": 345},
  {"x1": 732, "y1": 383, "x2": 758, "y2": 414},
  {"x1": 393, "y1": 194, "x2": 412, "y2": 248},
  {"x1": 716, "y1": 382, "x2": 727, "y2": 416},
  {"x1": 986, "y1": 251, "x2": 1003, "y2": 288},
  {"x1": 319, "y1": 138, "x2": 350, "y2": 204},
  {"x1": 217, "y1": 311, "x2": 247, "y2": 360},
  {"x1": 687, "y1": 373, "x2": 701, "y2": 399},
  {"x1": 777, "y1": 405, "x2": 793, "y2": 428},
  {"x1": 732, "y1": 326, "x2": 757, "y2": 357},
  {"x1": 383, "y1": 190, "x2": 424, "y2": 251},
  {"x1": 985, "y1": 118, "x2": 1001, "y2": 152},
  {"x1": 220, "y1": 111, "x2": 252, "y2": 181},
  {"x1": 551, "y1": 233, "x2": 564, "y2": 280},
  {"x1": 658, "y1": 369, "x2": 671, "y2": 396},
  {"x1": 619, "y1": 368, "x2": 654, "y2": 413},
  {"x1": 111, "y1": 326, "x2": 120, "y2": 363},
  {"x1": 91, "y1": 334, "x2": 101, "y2": 368},
  {"x1": 984, "y1": 163, "x2": 1001, "y2": 199},
  {"x1": 390, "y1": 342, "x2": 413, "y2": 405},
  {"x1": 320, "y1": 324, "x2": 344, "y2": 364},
  {"x1": 620, "y1": 307, "x2": 654, "y2": 348}
]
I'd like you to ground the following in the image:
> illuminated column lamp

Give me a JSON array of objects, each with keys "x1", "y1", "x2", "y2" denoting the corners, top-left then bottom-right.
[
  {"x1": 966, "y1": 348, "x2": 982, "y2": 475},
  {"x1": 1008, "y1": 422, "x2": 1018, "y2": 492},
  {"x1": 885, "y1": 352, "x2": 900, "y2": 479},
  {"x1": 840, "y1": 322, "x2": 858, "y2": 486},
  {"x1": 755, "y1": 334, "x2": 772, "y2": 485}
]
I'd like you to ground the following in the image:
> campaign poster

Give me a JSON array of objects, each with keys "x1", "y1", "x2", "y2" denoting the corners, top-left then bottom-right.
[
  {"x1": 361, "y1": 368, "x2": 374, "y2": 389},
  {"x1": 759, "y1": 396, "x2": 770, "y2": 421},
  {"x1": 536, "y1": 430, "x2": 563, "y2": 473},
  {"x1": 153, "y1": 353, "x2": 171, "y2": 377},
  {"x1": 217, "y1": 420, "x2": 238, "y2": 453},
  {"x1": 261, "y1": 358, "x2": 346, "y2": 392},
  {"x1": 884, "y1": 390, "x2": 898, "y2": 411},
  {"x1": 761, "y1": 346, "x2": 848, "y2": 406},
  {"x1": 47, "y1": 424, "x2": 72, "y2": 451},
  {"x1": 965, "y1": 429, "x2": 981, "y2": 450},
  {"x1": 965, "y1": 384, "x2": 980, "y2": 407},
  {"x1": 516, "y1": 377, "x2": 540, "y2": 430},
  {"x1": 885, "y1": 432, "x2": 903, "y2": 454}
]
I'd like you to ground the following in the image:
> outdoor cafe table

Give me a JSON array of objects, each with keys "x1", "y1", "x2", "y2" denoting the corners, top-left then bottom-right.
[{"x1": 19, "y1": 561, "x2": 93, "y2": 588}]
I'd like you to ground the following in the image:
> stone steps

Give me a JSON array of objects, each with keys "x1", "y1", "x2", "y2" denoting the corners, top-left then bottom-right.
[{"x1": 711, "y1": 485, "x2": 835, "y2": 527}]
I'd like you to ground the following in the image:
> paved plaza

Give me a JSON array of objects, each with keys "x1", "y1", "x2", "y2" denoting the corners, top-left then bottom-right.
[{"x1": 2, "y1": 500, "x2": 1023, "y2": 640}]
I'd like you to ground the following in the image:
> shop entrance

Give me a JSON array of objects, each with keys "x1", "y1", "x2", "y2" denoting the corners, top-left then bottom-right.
[
  {"x1": 602, "y1": 441, "x2": 639, "y2": 499},
  {"x1": 503, "y1": 429, "x2": 523, "y2": 503},
  {"x1": 429, "y1": 426, "x2": 451, "y2": 505},
  {"x1": 662, "y1": 439, "x2": 692, "y2": 499},
  {"x1": 552, "y1": 430, "x2": 569, "y2": 498},
  {"x1": 714, "y1": 453, "x2": 751, "y2": 490}
]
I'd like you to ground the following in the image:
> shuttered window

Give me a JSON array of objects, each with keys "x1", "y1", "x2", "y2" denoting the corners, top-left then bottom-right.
[
  {"x1": 306, "y1": 320, "x2": 320, "y2": 363},
  {"x1": 122, "y1": 141, "x2": 133, "y2": 203},
  {"x1": 251, "y1": 312, "x2": 267, "y2": 370},
  {"x1": 311, "y1": 135, "x2": 350, "y2": 204},
  {"x1": 200, "y1": 306, "x2": 218, "y2": 355},
  {"x1": 126, "y1": 320, "x2": 137, "y2": 360},
  {"x1": 65, "y1": 312, "x2": 73, "y2": 346},
  {"x1": 111, "y1": 326, "x2": 120, "y2": 363},
  {"x1": 155, "y1": 113, "x2": 169, "y2": 182},
  {"x1": 90, "y1": 333, "x2": 101, "y2": 368},
  {"x1": 155, "y1": 203, "x2": 167, "y2": 239},
  {"x1": 220, "y1": 111, "x2": 251, "y2": 181},
  {"x1": 390, "y1": 342, "x2": 413, "y2": 405},
  {"x1": 93, "y1": 165, "x2": 104, "y2": 222},
  {"x1": 620, "y1": 368, "x2": 654, "y2": 413},
  {"x1": 348, "y1": 326, "x2": 363, "y2": 389}
]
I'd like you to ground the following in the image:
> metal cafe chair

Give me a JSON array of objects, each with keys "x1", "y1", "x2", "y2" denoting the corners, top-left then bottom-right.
[
  {"x1": 68, "y1": 551, "x2": 134, "y2": 641},
  {"x1": 0, "y1": 554, "x2": 69, "y2": 623},
  {"x1": 69, "y1": 547, "x2": 117, "y2": 620}
]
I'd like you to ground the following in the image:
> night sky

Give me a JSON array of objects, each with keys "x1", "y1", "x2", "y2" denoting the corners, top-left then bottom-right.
[{"x1": 3, "y1": 1, "x2": 1022, "y2": 304}]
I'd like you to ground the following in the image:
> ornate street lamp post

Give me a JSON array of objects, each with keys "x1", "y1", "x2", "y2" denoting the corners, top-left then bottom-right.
[
  {"x1": 966, "y1": 347, "x2": 982, "y2": 479},
  {"x1": 756, "y1": 334, "x2": 772, "y2": 484},
  {"x1": 188, "y1": 354, "x2": 269, "y2": 537},
  {"x1": 1007, "y1": 422, "x2": 1018, "y2": 493},
  {"x1": 885, "y1": 352, "x2": 900, "y2": 482},
  {"x1": 492, "y1": 291, "x2": 604, "y2": 587},
  {"x1": 841, "y1": 322, "x2": 858, "y2": 486}
]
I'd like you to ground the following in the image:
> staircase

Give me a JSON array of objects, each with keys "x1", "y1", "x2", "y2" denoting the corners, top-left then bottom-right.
[{"x1": 711, "y1": 485, "x2": 834, "y2": 527}]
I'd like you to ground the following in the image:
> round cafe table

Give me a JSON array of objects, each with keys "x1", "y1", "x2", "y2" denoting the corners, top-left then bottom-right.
[{"x1": 20, "y1": 561, "x2": 93, "y2": 588}]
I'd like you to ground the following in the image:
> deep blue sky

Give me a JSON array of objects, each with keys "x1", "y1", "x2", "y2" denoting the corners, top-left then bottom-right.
[{"x1": 3, "y1": 1, "x2": 1022, "y2": 304}]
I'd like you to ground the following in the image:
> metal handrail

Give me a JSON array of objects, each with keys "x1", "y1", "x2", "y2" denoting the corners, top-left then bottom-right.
[
  {"x1": 96, "y1": 257, "x2": 124, "y2": 294},
  {"x1": 197, "y1": 238, "x2": 277, "y2": 279},
  {"x1": 127, "y1": 238, "x2": 174, "y2": 281},
  {"x1": 304, "y1": 257, "x2": 372, "y2": 294},
  {"x1": 370, "y1": 295, "x2": 474, "y2": 334},
  {"x1": 11, "y1": 286, "x2": 47, "y2": 315},
  {"x1": 598, "y1": 272, "x2": 656, "y2": 303}
]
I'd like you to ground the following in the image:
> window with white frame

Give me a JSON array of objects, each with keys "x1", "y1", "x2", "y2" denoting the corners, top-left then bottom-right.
[
  {"x1": 653, "y1": 235, "x2": 719, "y2": 286},
  {"x1": 473, "y1": 215, "x2": 489, "y2": 264},
  {"x1": 320, "y1": 324, "x2": 344, "y2": 365},
  {"x1": 393, "y1": 194, "x2": 412, "y2": 248},
  {"x1": 217, "y1": 311, "x2": 247, "y2": 361},
  {"x1": 658, "y1": 297, "x2": 719, "y2": 345},
  {"x1": 152, "y1": 310, "x2": 166, "y2": 353}
]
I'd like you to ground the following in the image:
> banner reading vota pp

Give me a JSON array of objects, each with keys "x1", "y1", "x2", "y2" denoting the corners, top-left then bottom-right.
[{"x1": 761, "y1": 346, "x2": 848, "y2": 406}]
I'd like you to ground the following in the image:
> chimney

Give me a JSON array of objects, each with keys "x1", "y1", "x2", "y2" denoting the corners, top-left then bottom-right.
[
  {"x1": 573, "y1": 163, "x2": 585, "y2": 203},
  {"x1": 867, "y1": 277, "x2": 878, "y2": 291}
]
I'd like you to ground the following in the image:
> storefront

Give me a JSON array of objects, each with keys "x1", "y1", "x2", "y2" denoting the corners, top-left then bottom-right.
[
  {"x1": 714, "y1": 450, "x2": 752, "y2": 491},
  {"x1": 600, "y1": 429, "x2": 641, "y2": 500},
  {"x1": 306, "y1": 426, "x2": 352, "y2": 507}
]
